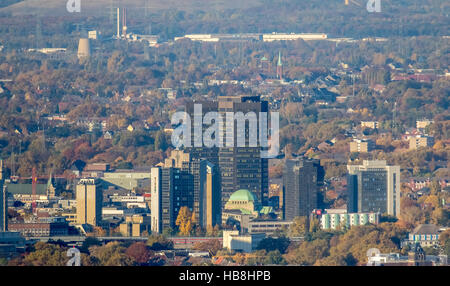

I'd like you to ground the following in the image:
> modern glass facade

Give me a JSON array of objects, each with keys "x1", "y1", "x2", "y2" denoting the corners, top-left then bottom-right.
[
  {"x1": 185, "y1": 96, "x2": 269, "y2": 209},
  {"x1": 347, "y1": 160, "x2": 401, "y2": 217},
  {"x1": 0, "y1": 180, "x2": 7, "y2": 231},
  {"x1": 151, "y1": 167, "x2": 194, "y2": 233}
]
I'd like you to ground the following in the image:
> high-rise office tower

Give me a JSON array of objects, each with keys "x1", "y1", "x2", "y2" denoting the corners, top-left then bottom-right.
[
  {"x1": 283, "y1": 158, "x2": 324, "y2": 220},
  {"x1": 0, "y1": 180, "x2": 7, "y2": 231},
  {"x1": 150, "y1": 167, "x2": 194, "y2": 234},
  {"x1": 347, "y1": 160, "x2": 401, "y2": 217},
  {"x1": 0, "y1": 160, "x2": 6, "y2": 231},
  {"x1": 164, "y1": 150, "x2": 206, "y2": 228},
  {"x1": 0, "y1": 159, "x2": 3, "y2": 181},
  {"x1": 76, "y1": 179, "x2": 103, "y2": 226},
  {"x1": 159, "y1": 150, "x2": 221, "y2": 229},
  {"x1": 218, "y1": 95, "x2": 269, "y2": 207},
  {"x1": 185, "y1": 95, "x2": 269, "y2": 208},
  {"x1": 205, "y1": 162, "x2": 221, "y2": 228},
  {"x1": 185, "y1": 100, "x2": 220, "y2": 168}
]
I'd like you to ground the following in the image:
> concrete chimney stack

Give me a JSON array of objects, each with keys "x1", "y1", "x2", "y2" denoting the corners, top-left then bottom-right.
[
  {"x1": 77, "y1": 38, "x2": 91, "y2": 59},
  {"x1": 117, "y1": 7, "x2": 120, "y2": 38}
]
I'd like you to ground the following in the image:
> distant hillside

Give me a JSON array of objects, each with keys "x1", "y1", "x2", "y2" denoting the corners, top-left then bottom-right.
[
  {"x1": 0, "y1": 0, "x2": 263, "y2": 15},
  {"x1": 0, "y1": 0, "x2": 448, "y2": 39},
  {"x1": 0, "y1": 0, "x2": 24, "y2": 9}
]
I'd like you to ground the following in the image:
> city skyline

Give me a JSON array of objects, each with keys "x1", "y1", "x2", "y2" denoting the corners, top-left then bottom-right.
[{"x1": 0, "y1": 0, "x2": 448, "y2": 269}]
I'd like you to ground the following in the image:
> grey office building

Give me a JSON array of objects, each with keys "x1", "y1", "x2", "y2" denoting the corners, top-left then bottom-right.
[
  {"x1": 163, "y1": 150, "x2": 221, "y2": 229},
  {"x1": 283, "y1": 158, "x2": 324, "y2": 220},
  {"x1": 1, "y1": 181, "x2": 7, "y2": 231},
  {"x1": 150, "y1": 167, "x2": 194, "y2": 233},
  {"x1": 347, "y1": 160, "x2": 401, "y2": 217},
  {"x1": 185, "y1": 95, "x2": 269, "y2": 208}
]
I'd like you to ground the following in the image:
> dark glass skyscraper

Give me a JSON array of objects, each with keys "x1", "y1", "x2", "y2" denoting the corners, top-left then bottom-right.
[
  {"x1": 0, "y1": 160, "x2": 6, "y2": 231},
  {"x1": 150, "y1": 167, "x2": 194, "y2": 233},
  {"x1": 163, "y1": 150, "x2": 221, "y2": 229},
  {"x1": 185, "y1": 95, "x2": 269, "y2": 209},
  {"x1": 0, "y1": 180, "x2": 7, "y2": 232},
  {"x1": 283, "y1": 158, "x2": 323, "y2": 220}
]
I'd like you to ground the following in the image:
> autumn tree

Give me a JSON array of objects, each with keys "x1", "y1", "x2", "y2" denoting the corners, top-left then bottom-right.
[
  {"x1": 264, "y1": 250, "x2": 287, "y2": 265},
  {"x1": 284, "y1": 239, "x2": 329, "y2": 266},
  {"x1": 314, "y1": 253, "x2": 355, "y2": 266},
  {"x1": 193, "y1": 239, "x2": 223, "y2": 256},
  {"x1": 288, "y1": 216, "x2": 309, "y2": 237},
  {"x1": 154, "y1": 130, "x2": 168, "y2": 151},
  {"x1": 256, "y1": 237, "x2": 291, "y2": 254},
  {"x1": 125, "y1": 242, "x2": 153, "y2": 265},
  {"x1": 176, "y1": 206, "x2": 193, "y2": 236},
  {"x1": 80, "y1": 236, "x2": 102, "y2": 253},
  {"x1": 325, "y1": 225, "x2": 398, "y2": 264},
  {"x1": 206, "y1": 224, "x2": 221, "y2": 237},
  {"x1": 146, "y1": 234, "x2": 173, "y2": 250},
  {"x1": 439, "y1": 229, "x2": 450, "y2": 257},
  {"x1": 23, "y1": 242, "x2": 68, "y2": 266},
  {"x1": 89, "y1": 241, "x2": 135, "y2": 266}
]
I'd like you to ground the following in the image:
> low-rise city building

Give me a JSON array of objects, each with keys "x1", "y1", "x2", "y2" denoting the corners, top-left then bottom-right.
[
  {"x1": 367, "y1": 245, "x2": 447, "y2": 266},
  {"x1": 361, "y1": 121, "x2": 379, "y2": 129},
  {"x1": 409, "y1": 136, "x2": 434, "y2": 150},
  {"x1": 222, "y1": 230, "x2": 266, "y2": 253},
  {"x1": 402, "y1": 224, "x2": 442, "y2": 248},
  {"x1": 0, "y1": 231, "x2": 27, "y2": 258},
  {"x1": 9, "y1": 217, "x2": 69, "y2": 237},
  {"x1": 320, "y1": 211, "x2": 380, "y2": 230},
  {"x1": 119, "y1": 214, "x2": 151, "y2": 237},
  {"x1": 349, "y1": 138, "x2": 375, "y2": 153},
  {"x1": 247, "y1": 220, "x2": 292, "y2": 235}
]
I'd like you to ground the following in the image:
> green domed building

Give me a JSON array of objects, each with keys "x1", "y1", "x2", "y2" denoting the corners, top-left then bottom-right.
[
  {"x1": 222, "y1": 189, "x2": 275, "y2": 232},
  {"x1": 229, "y1": 189, "x2": 257, "y2": 202},
  {"x1": 224, "y1": 189, "x2": 261, "y2": 216}
]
